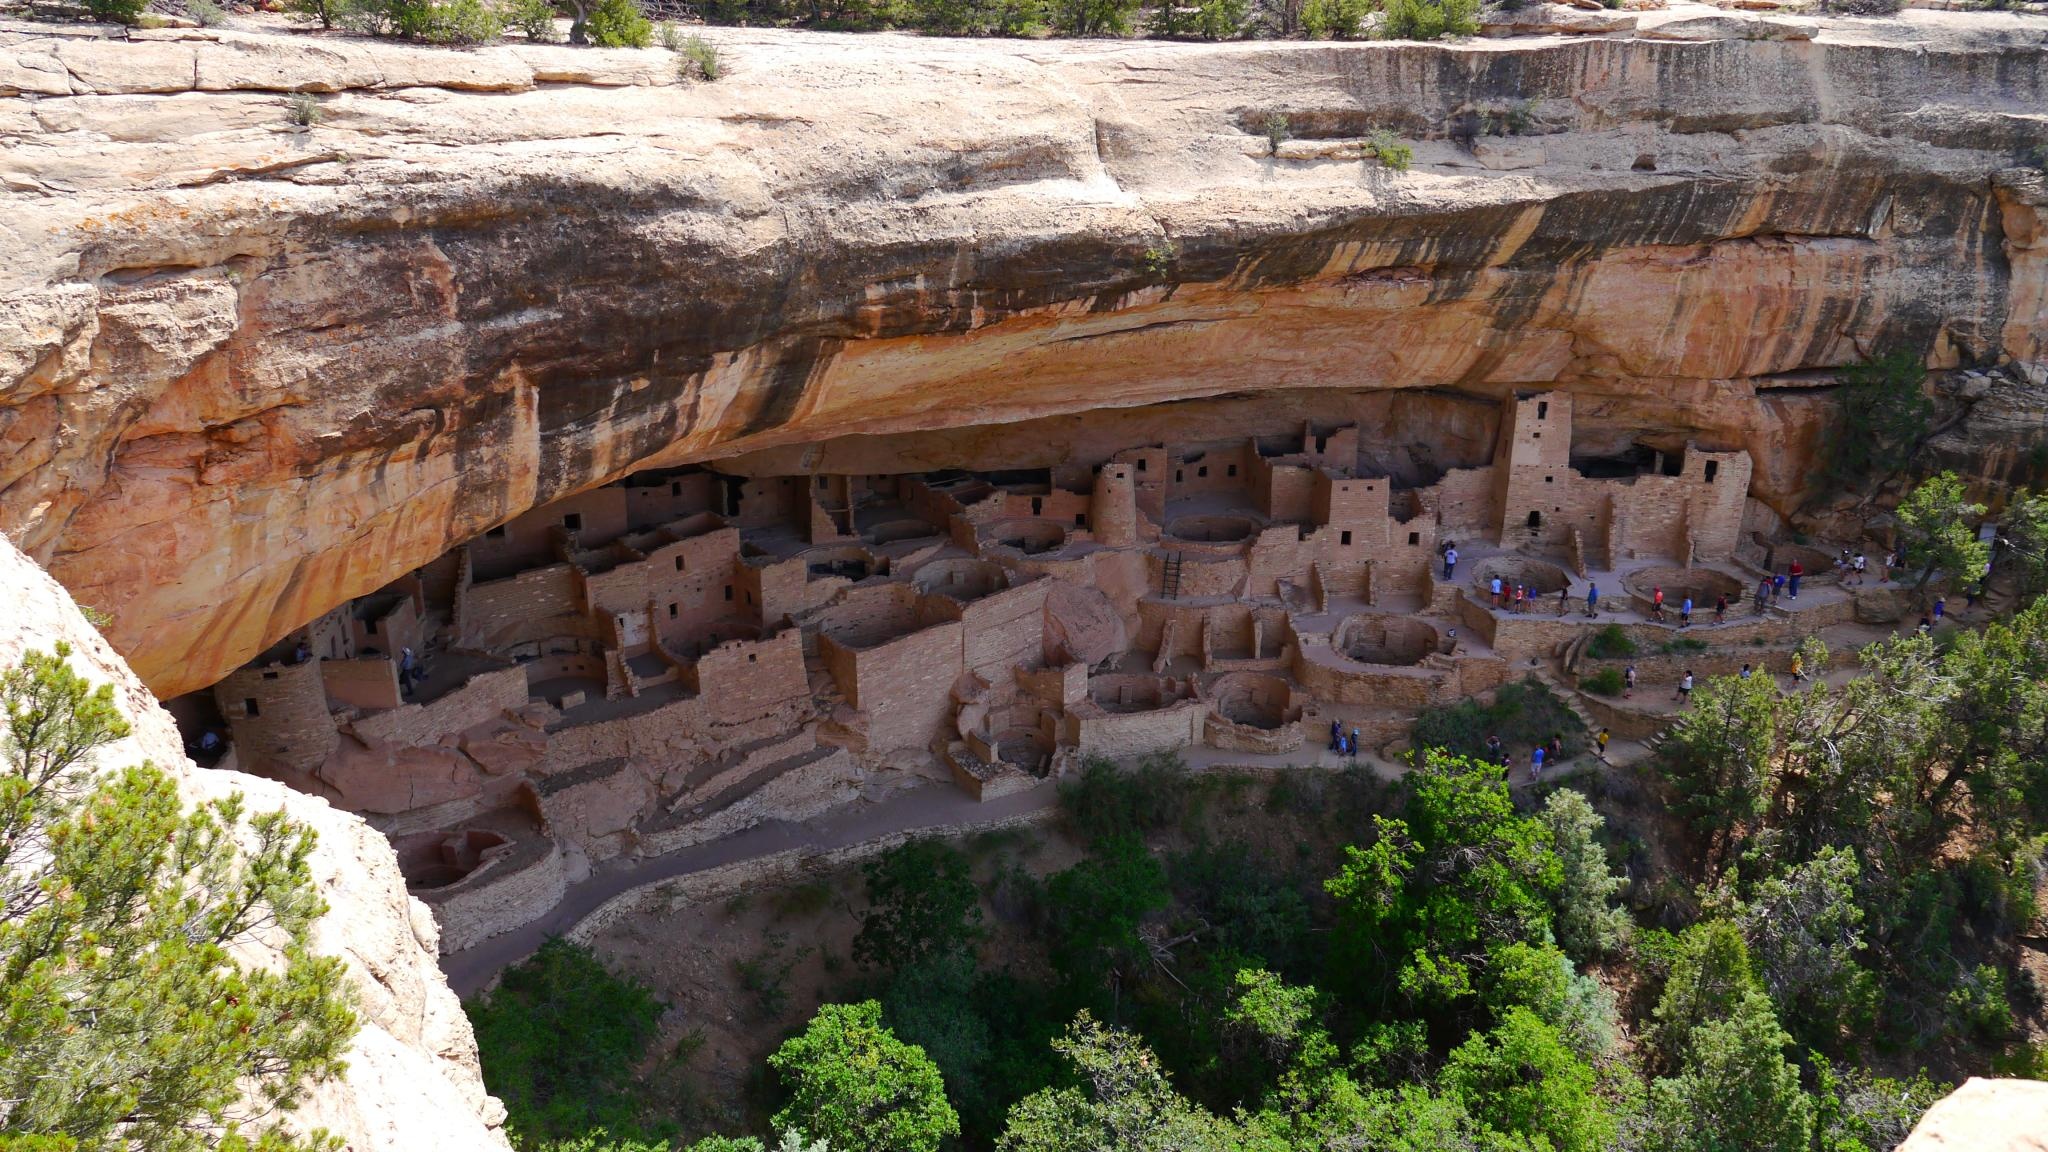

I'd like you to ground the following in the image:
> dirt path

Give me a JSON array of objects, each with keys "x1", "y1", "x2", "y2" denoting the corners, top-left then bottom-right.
[{"x1": 438, "y1": 779, "x2": 1059, "y2": 998}]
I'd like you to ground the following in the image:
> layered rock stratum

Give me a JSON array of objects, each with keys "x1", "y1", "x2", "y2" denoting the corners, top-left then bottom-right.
[
  {"x1": 0, "y1": 532, "x2": 511, "y2": 1150},
  {"x1": 3, "y1": 10, "x2": 2046, "y2": 698}
]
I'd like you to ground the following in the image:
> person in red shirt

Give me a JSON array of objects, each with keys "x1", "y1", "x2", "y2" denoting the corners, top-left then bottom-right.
[{"x1": 1788, "y1": 560, "x2": 1805, "y2": 599}]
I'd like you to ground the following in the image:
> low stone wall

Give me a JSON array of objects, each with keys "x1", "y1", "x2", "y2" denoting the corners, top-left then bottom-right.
[
  {"x1": 570, "y1": 798, "x2": 1059, "y2": 946},
  {"x1": 1571, "y1": 693, "x2": 1677, "y2": 743},
  {"x1": 1469, "y1": 590, "x2": 1858, "y2": 663},
  {"x1": 1069, "y1": 698, "x2": 1207, "y2": 760},
  {"x1": 1574, "y1": 644, "x2": 1850, "y2": 686},
  {"x1": 1291, "y1": 643, "x2": 1449, "y2": 710},
  {"x1": 421, "y1": 835, "x2": 568, "y2": 955},
  {"x1": 352, "y1": 664, "x2": 529, "y2": 748},
  {"x1": 1205, "y1": 713, "x2": 1305, "y2": 754}
]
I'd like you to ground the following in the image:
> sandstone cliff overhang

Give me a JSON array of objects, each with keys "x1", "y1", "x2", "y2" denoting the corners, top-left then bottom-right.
[{"x1": 2, "y1": 9, "x2": 2045, "y2": 696}]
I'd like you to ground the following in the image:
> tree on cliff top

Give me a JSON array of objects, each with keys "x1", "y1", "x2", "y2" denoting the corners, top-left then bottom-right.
[{"x1": 0, "y1": 645, "x2": 358, "y2": 1151}]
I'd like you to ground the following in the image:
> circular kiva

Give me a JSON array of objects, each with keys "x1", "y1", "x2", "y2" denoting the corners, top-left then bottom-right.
[
  {"x1": 987, "y1": 518, "x2": 1068, "y2": 556},
  {"x1": 1471, "y1": 554, "x2": 1572, "y2": 598},
  {"x1": 1207, "y1": 671, "x2": 1293, "y2": 730},
  {"x1": 1623, "y1": 566, "x2": 1747, "y2": 616},
  {"x1": 1164, "y1": 514, "x2": 1259, "y2": 544},
  {"x1": 1333, "y1": 614, "x2": 1441, "y2": 666}
]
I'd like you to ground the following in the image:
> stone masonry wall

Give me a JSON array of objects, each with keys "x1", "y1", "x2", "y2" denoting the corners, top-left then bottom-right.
[
  {"x1": 214, "y1": 658, "x2": 337, "y2": 773},
  {"x1": 851, "y1": 620, "x2": 965, "y2": 753},
  {"x1": 351, "y1": 666, "x2": 530, "y2": 748},
  {"x1": 422, "y1": 837, "x2": 568, "y2": 955}
]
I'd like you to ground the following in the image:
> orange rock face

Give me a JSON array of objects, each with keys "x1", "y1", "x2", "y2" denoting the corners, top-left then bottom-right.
[{"x1": 2, "y1": 14, "x2": 2044, "y2": 697}]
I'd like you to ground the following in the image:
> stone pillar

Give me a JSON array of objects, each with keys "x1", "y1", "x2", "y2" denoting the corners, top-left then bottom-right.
[{"x1": 1091, "y1": 464, "x2": 1139, "y2": 548}]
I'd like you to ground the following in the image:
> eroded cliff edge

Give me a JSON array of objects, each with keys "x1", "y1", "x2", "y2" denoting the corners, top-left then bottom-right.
[
  {"x1": 0, "y1": 531, "x2": 512, "y2": 1149},
  {"x1": 4, "y1": 10, "x2": 2047, "y2": 696}
]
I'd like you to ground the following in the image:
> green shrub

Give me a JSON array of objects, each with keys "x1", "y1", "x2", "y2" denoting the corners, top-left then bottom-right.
[
  {"x1": 680, "y1": 34, "x2": 723, "y2": 79},
  {"x1": 1816, "y1": 0, "x2": 1902, "y2": 12},
  {"x1": 1299, "y1": 0, "x2": 1370, "y2": 37},
  {"x1": 1367, "y1": 127, "x2": 1413, "y2": 171},
  {"x1": 284, "y1": 0, "x2": 344, "y2": 26},
  {"x1": 466, "y1": 939, "x2": 670, "y2": 1147},
  {"x1": 286, "y1": 93, "x2": 323, "y2": 126},
  {"x1": 1582, "y1": 667, "x2": 1625, "y2": 697},
  {"x1": 1412, "y1": 676, "x2": 1588, "y2": 760},
  {"x1": 1379, "y1": 0, "x2": 1476, "y2": 39},
  {"x1": 184, "y1": 0, "x2": 230, "y2": 24},
  {"x1": 1193, "y1": 0, "x2": 1247, "y2": 37},
  {"x1": 1262, "y1": 111, "x2": 1290, "y2": 153},
  {"x1": 509, "y1": 0, "x2": 562, "y2": 39},
  {"x1": 84, "y1": 0, "x2": 149, "y2": 23},
  {"x1": 1659, "y1": 637, "x2": 1709, "y2": 655},
  {"x1": 1587, "y1": 624, "x2": 1637, "y2": 659},
  {"x1": 421, "y1": 0, "x2": 506, "y2": 44},
  {"x1": 1057, "y1": 752, "x2": 1187, "y2": 845},
  {"x1": 1049, "y1": 0, "x2": 1140, "y2": 33},
  {"x1": 586, "y1": 0, "x2": 654, "y2": 44}
]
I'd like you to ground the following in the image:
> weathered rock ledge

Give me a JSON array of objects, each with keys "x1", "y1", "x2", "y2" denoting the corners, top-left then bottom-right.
[
  {"x1": 0, "y1": 532, "x2": 511, "y2": 1150},
  {"x1": 2, "y1": 8, "x2": 2046, "y2": 695}
]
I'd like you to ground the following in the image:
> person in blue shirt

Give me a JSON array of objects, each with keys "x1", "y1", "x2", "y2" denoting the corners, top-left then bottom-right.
[
  {"x1": 1680, "y1": 597, "x2": 1693, "y2": 627},
  {"x1": 1585, "y1": 582, "x2": 1599, "y2": 617},
  {"x1": 1530, "y1": 744, "x2": 1546, "y2": 780}
]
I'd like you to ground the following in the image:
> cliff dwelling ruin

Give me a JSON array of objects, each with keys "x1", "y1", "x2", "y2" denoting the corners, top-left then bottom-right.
[{"x1": 164, "y1": 386, "x2": 1803, "y2": 952}]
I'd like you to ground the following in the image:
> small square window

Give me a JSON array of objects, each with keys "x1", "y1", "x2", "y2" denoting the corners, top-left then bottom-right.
[
  {"x1": 262, "y1": 671, "x2": 278, "y2": 681},
  {"x1": 1136, "y1": 459, "x2": 1147, "y2": 472},
  {"x1": 748, "y1": 654, "x2": 757, "y2": 664},
  {"x1": 1198, "y1": 466, "x2": 1209, "y2": 478},
  {"x1": 1545, "y1": 476, "x2": 1554, "y2": 484},
  {"x1": 485, "y1": 525, "x2": 507, "y2": 539},
  {"x1": 669, "y1": 603, "x2": 678, "y2": 618},
  {"x1": 1537, "y1": 401, "x2": 1549, "y2": 420},
  {"x1": 1075, "y1": 514, "x2": 1088, "y2": 527},
  {"x1": 724, "y1": 585, "x2": 733, "y2": 601},
  {"x1": 1226, "y1": 464, "x2": 1237, "y2": 478},
  {"x1": 817, "y1": 477, "x2": 828, "y2": 490},
  {"x1": 563, "y1": 512, "x2": 583, "y2": 532},
  {"x1": 1408, "y1": 532, "x2": 1420, "y2": 546},
  {"x1": 675, "y1": 556, "x2": 685, "y2": 571},
  {"x1": 1532, "y1": 432, "x2": 1541, "y2": 440},
  {"x1": 245, "y1": 698, "x2": 260, "y2": 717},
  {"x1": 671, "y1": 481, "x2": 681, "y2": 496},
  {"x1": 1176, "y1": 470, "x2": 1184, "y2": 483},
  {"x1": 1341, "y1": 531, "x2": 1353, "y2": 546}
]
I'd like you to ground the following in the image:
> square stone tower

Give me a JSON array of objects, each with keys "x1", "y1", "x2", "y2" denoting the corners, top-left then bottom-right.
[{"x1": 1493, "y1": 390, "x2": 1574, "y2": 547}]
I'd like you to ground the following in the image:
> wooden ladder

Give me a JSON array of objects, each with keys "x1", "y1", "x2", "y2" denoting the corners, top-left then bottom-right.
[{"x1": 1162, "y1": 551, "x2": 1185, "y2": 599}]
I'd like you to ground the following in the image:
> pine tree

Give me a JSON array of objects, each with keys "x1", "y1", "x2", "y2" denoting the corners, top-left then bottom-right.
[{"x1": 0, "y1": 645, "x2": 358, "y2": 1150}]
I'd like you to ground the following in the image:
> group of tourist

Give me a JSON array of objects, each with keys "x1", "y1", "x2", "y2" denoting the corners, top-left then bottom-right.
[
  {"x1": 1481, "y1": 727, "x2": 1612, "y2": 784},
  {"x1": 1328, "y1": 720, "x2": 1364, "y2": 759}
]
